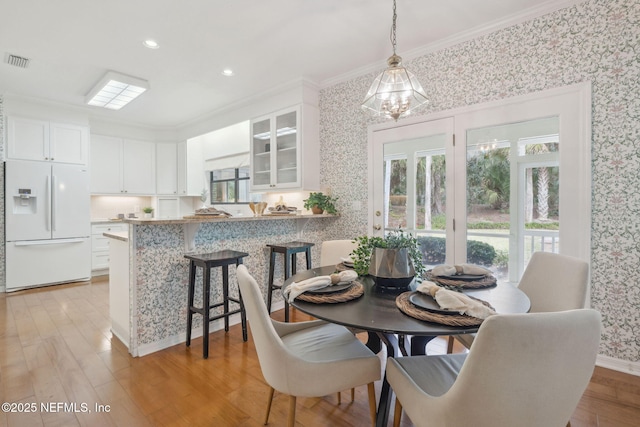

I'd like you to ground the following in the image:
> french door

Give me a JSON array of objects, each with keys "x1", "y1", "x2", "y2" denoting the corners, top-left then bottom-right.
[{"x1": 370, "y1": 84, "x2": 591, "y2": 284}]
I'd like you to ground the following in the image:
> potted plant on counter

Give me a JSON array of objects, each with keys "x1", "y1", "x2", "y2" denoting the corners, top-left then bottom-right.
[
  {"x1": 351, "y1": 229, "x2": 424, "y2": 289},
  {"x1": 142, "y1": 207, "x2": 154, "y2": 218},
  {"x1": 303, "y1": 192, "x2": 338, "y2": 214}
]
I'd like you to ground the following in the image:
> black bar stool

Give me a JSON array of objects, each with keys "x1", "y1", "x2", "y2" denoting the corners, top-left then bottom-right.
[
  {"x1": 185, "y1": 249, "x2": 249, "y2": 359},
  {"x1": 266, "y1": 241, "x2": 314, "y2": 322}
]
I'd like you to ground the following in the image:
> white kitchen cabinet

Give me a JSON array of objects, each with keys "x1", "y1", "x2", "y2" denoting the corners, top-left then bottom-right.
[
  {"x1": 90, "y1": 135, "x2": 156, "y2": 194},
  {"x1": 123, "y1": 139, "x2": 156, "y2": 194},
  {"x1": 176, "y1": 141, "x2": 188, "y2": 195},
  {"x1": 156, "y1": 141, "x2": 201, "y2": 196},
  {"x1": 90, "y1": 135, "x2": 122, "y2": 193},
  {"x1": 7, "y1": 116, "x2": 89, "y2": 165},
  {"x1": 250, "y1": 105, "x2": 319, "y2": 191},
  {"x1": 156, "y1": 143, "x2": 179, "y2": 195},
  {"x1": 91, "y1": 222, "x2": 128, "y2": 274}
]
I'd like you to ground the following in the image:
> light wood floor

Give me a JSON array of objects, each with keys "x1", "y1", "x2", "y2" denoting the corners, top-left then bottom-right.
[{"x1": 1, "y1": 277, "x2": 639, "y2": 427}]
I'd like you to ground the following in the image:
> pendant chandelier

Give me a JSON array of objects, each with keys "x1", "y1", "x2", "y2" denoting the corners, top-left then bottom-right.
[{"x1": 362, "y1": 0, "x2": 428, "y2": 121}]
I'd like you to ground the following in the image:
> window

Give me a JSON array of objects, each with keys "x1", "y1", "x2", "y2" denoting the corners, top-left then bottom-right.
[{"x1": 210, "y1": 167, "x2": 250, "y2": 204}]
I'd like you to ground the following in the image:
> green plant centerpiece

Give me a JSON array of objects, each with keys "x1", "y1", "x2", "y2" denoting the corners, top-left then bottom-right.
[
  {"x1": 142, "y1": 207, "x2": 153, "y2": 214},
  {"x1": 303, "y1": 192, "x2": 338, "y2": 214},
  {"x1": 352, "y1": 229, "x2": 425, "y2": 290}
]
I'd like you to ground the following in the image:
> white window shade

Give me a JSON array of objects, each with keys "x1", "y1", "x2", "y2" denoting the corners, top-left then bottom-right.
[{"x1": 204, "y1": 152, "x2": 250, "y2": 171}]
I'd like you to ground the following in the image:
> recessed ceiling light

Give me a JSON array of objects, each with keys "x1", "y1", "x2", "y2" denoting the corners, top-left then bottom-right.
[
  {"x1": 222, "y1": 69, "x2": 234, "y2": 77},
  {"x1": 86, "y1": 71, "x2": 149, "y2": 110},
  {"x1": 143, "y1": 40, "x2": 159, "y2": 49}
]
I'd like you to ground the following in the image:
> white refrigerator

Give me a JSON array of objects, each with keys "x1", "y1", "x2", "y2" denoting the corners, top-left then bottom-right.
[{"x1": 5, "y1": 160, "x2": 91, "y2": 291}]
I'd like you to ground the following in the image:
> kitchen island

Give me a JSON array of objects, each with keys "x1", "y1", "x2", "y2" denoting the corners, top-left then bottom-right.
[{"x1": 104, "y1": 214, "x2": 336, "y2": 356}]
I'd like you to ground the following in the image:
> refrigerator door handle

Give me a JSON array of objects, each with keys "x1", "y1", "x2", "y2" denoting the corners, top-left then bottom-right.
[
  {"x1": 13, "y1": 238, "x2": 87, "y2": 246},
  {"x1": 46, "y1": 174, "x2": 51, "y2": 232},
  {"x1": 51, "y1": 174, "x2": 57, "y2": 232}
]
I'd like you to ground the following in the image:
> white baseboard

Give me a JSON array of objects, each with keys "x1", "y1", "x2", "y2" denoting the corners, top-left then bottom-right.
[
  {"x1": 596, "y1": 354, "x2": 640, "y2": 376},
  {"x1": 134, "y1": 300, "x2": 286, "y2": 357}
]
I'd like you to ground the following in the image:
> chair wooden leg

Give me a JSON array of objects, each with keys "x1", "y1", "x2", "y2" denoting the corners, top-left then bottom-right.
[
  {"x1": 368, "y1": 383, "x2": 377, "y2": 427},
  {"x1": 393, "y1": 396, "x2": 402, "y2": 427},
  {"x1": 288, "y1": 395, "x2": 296, "y2": 427},
  {"x1": 264, "y1": 387, "x2": 275, "y2": 425},
  {"x1": 447, "y1": 336, "x2": 455, "y2": 354},
  {"x1": 351, "y1": 387, "x2": 355, "y2": 401},
  {"x1": 337, "y1": 391, "x2": 341, "y2": 404}
]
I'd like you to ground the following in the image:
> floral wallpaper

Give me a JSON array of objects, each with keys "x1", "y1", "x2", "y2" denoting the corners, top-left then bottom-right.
[
  {"x1": 320, "y1": 0, "x2": 640, "y2": 363},
  {"x1": 0, "y1": 95, "x2": 5, "y2": 289}
]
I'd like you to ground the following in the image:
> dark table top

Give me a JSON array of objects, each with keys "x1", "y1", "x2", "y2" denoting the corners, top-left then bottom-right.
[{"x1": 285, "y1": 266, "x2": 531, "y2": 337}]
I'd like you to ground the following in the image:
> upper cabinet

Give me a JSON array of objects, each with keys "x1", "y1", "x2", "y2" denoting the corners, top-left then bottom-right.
[
  {"x1": 7, "y1": 116, "x2": 89, "y2": 165},
  {"x1": 156, "y1": 143, "x2": 179, "y2": 195},
  {"x1": 250, "y1": 105, "x2": 319, "y2": 191},
  {"x1": 90, "y1": 135, "x2": 156, "y2": 195},
  {"x1": 156, "y1": 141, "x2": 201, "y2": 196}
]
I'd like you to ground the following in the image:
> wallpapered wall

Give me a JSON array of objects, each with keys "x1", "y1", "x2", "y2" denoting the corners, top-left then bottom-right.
[
  {"x1": 0, "y1": 95, "x2": 5, "y2": 289},
  {"x1": 319, "y1": 0, "x2": 640, "y2": 363}
]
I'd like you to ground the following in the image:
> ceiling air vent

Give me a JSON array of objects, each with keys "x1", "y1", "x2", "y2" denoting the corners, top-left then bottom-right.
[{"x1": 5, "y1": 53, "x2": 31, "y2": 69}]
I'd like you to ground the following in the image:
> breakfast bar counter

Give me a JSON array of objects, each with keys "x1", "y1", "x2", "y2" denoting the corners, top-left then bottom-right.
[{"x1": 105, "y1": 213, "x2": 336, "y2": 356}]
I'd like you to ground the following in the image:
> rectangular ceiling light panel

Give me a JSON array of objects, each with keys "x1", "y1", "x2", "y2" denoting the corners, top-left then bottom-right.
[{"x1": 86, "y1": 71, "x2": 149, "y2": 110}]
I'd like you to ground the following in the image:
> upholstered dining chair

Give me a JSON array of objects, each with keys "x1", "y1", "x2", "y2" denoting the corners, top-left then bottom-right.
[
  {"x1": 388, "y1": 309, "x2": 601, "y2": 427},
  {"x1": 320, "y1": 239, "x2": 358, "y2": 266},
  {"x1": 453, "y1": 251, "x2": 589, "y2": 350},
  {"x1": 235, "y1": 265, "x2": 380, "y2": 427},
  {"x1": 320, "y1": 238, "x2": 367, "y2": 403}
]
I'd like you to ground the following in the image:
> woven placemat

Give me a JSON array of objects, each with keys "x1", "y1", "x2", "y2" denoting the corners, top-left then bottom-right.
[
  {"x1": 295, "y1": 281, "x2": 364, "y2": 304},
  {"x1": 395, "y1": 291, "x2": 490, "y2": 326},
  {"x1": 424, "y1": 271, "x2": 497, "y2": 289}
]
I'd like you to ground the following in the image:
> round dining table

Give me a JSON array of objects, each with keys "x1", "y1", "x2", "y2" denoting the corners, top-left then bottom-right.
[{"x1": 283, "y1": 265, "x2": 531, "y2": 427}]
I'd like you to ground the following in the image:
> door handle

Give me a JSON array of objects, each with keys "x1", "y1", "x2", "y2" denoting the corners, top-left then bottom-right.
[{"x1": 373, "y1": 224, "x2": 381, "y2": 230}]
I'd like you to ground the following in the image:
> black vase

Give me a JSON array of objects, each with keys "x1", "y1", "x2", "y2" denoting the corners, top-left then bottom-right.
[{"x1": 368, "y1": 248, "x2": 415, "y2": 290}]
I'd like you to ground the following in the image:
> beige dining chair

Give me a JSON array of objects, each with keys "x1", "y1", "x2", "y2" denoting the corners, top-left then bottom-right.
[
  {"x1": 320, "y1": 239, "x2": 358, "y2": 266},
  {"x1": 452, "y1": 251, "x2": 589, "y2": 350},
  {"x1": 235, "y1": 264, "x2": 380, "y2": 427},
  {"x1": 388, "y1": 309, "x2": 601, "y2": 427}
]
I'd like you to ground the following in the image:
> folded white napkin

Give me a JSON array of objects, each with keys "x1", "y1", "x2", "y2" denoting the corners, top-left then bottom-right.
[
  {"x1": 283, "y1": 270, "x2": 358, "y2": 302},
  {"x1": 431, "y1": 263, "x2": 493, "y2": 277},
  {"x1": 340, "y1": 256, "x2": 354, "y2": 265},
  {"x1": 416, "y1": 281, "x2": 496, "y2": 319}
]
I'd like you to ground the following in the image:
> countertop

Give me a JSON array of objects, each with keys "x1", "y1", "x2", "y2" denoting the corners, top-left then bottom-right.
[
  {"x1": 120, "y1": 213, "x2": 337, "y2": 225},
  {"x1": 92, "y1": 218, "x2": 126, "y2": 224}
]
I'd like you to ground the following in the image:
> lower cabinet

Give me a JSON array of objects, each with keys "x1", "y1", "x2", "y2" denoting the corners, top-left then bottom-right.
[{"x1": 91, "y1": 223, "x2": 129, "y2": 275}]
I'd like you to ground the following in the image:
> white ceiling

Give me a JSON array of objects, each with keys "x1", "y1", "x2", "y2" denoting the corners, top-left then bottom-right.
[{"x1": 0, "y1": 0, "x2": 580, "y2": 129}]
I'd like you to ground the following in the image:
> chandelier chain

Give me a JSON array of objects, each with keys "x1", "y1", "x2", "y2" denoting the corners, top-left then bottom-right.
[{"x1": 390, "y1": 0, "x2": 397, "y2": 54}]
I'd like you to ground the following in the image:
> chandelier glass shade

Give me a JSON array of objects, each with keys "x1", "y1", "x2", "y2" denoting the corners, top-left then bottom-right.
[
  {"x1": 362, "y1": 0, "x2": 428, "y2": 121},
  {"x1": 361, "y1": 53, "x2": 428, "y2": 121}
]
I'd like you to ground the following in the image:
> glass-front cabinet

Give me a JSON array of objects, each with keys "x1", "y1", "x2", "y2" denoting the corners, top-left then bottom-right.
[{"x1": 250, "y1": 106, "x2": 301, "y2": 191}]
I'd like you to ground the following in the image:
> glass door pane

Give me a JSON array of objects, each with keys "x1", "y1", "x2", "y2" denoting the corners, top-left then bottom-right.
[
  {"x1": 382, "y1": 132, "x2": 449, "y2": 269},
  {"x1": 251, "y1": 118, "x2": 271, "y2": 187},
  {"x1": 382, "y1": 156, "x2": 407, "y2": 229},
  {"x1": 275, "y1": 110, "x2": 298, "y2": 185},
  {"x1": 415, "y1": 151, "x2": 447, "y2": 268},
  {"x1": 465, "y1": 116, "x2": 560, "y2": 282}
]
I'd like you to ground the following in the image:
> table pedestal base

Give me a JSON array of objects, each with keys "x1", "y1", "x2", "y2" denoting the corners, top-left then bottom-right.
[{"x1": 366, "y1": 333, "x2": 435, "y2": 427}]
